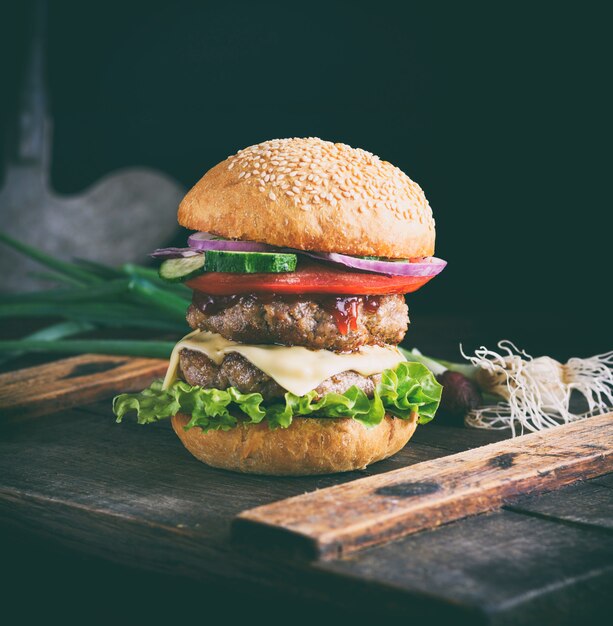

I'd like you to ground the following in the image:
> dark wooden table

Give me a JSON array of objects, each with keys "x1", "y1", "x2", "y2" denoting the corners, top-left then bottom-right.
[{"x1": 1, "y1": 312, "x2": 612, "y2": 625}]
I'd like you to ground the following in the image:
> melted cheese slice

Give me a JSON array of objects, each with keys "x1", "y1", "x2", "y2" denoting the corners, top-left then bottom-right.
[{"x1": 163, "y1": 330, "x2": 406, "y2": 397}]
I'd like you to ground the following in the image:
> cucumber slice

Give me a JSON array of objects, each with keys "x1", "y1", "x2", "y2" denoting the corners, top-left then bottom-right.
[
  {"x1": 203, "y1": 250, "x2": 297, "y2": 273},
  {"x1": 159, "y1": 255, "x2": 205, "y2": 282}
]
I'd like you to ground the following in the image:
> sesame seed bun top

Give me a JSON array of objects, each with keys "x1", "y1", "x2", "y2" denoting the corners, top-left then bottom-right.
[{"x1": 178, "y1": 137, "x2": 436, "y2": 258}]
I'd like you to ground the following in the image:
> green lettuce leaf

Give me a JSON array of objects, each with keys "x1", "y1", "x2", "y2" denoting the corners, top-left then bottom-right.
[{"x1": 113, "y1": 361, "x2": 442, "y2": 433}]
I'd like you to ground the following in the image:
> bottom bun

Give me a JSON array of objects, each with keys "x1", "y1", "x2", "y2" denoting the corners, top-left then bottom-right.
[{"x1": 171, "y1": 413, "x2": 417, "y2": 475}]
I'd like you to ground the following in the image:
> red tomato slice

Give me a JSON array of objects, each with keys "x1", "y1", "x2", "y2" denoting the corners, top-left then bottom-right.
[{"x1": 186, "y1": 260, "x2": 436, "y2": 295}]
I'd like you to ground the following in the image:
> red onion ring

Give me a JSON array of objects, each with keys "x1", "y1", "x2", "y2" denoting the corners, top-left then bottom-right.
[
  {"x1": 154, "y1": 234, "x2": 447, "y2": 277},
  {"x1": 304, "y1": 251, "x2": 447, "y2": 276},
  {"x1": 150, "y1": 247, "x2": 201, "y2": 259},
  {"x1": 188, "y1": 232, "x2": 274, "y2": 252}
]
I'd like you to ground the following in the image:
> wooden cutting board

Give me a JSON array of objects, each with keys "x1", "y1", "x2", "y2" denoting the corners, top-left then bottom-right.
[
  {"x1": 1, "y1": 351, "x2": 612, "y2": 623},
  {"x1": 234, "y1": 412, "x2": 613, "y2": 559},
  {"x1": 1, "y1": 354, "x2": 611, "y2": 561},
  {"x1": 0, "y1": 354, "x2": 167, "y2": 421}
]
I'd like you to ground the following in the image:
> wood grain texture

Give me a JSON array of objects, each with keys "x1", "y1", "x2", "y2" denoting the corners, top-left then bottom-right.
[
  {"x1": 506, "y1": 481, "x2": 613, "y2": 531},
  {"x1": 318, "y1": 509, "x2": 613, "y2": 624},
  {"x1": 591, "y1": 473, "x2": 613, "y2": 489},
  {"x1": 0, "y1": 354, "x2": 167, "y2": 421},
  {"x1": 2, "y1": 311, "x2": 612, "y2": 623},
  {"x1": 1, "y1": 401, "x2": 612, "y2": 622},
  {"x1": 234, "y1": 412, "x2": 613, "y2": 559}
]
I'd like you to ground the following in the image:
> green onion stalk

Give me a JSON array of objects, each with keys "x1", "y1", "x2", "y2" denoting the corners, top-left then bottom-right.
[{"x1": 0, "y1": 231, "x2": 190, "y2": 360}]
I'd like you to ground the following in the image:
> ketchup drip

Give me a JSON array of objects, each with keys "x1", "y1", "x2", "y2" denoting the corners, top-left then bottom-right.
[
  {"x1": 319, "y1": 295, "x2": 382, "y2": 334},
  {"x1": 320, "y1": 296, "x2": 359, "y2": 335},
  {"x1": 192, "y1": 292, "x2": 383, "y2": 335}
]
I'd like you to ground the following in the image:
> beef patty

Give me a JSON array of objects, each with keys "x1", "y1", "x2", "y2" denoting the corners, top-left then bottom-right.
[
  {"x1": 186, "y1": 293, "x2": 408, "y2": 351},
  {"x1": 179, "y1": 348, "x2": 382, "y2": 401}
]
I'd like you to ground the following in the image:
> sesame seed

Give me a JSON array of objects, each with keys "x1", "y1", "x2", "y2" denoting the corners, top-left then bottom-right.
[{"x1": 223, "y1": 137, "x2": 433, "y2": 226}]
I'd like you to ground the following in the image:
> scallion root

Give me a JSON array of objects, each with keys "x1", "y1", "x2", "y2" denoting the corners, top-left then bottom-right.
[{"x1": 461, "y1": 341, "x2": 613, "y2": 435}]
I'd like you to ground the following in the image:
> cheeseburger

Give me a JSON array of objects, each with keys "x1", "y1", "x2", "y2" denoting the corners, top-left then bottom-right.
[{"x1": 114, "y1": 138, "x2": 446, "y2": 475}]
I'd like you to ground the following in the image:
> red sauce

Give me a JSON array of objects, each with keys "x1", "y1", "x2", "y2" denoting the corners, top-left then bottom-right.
[
  {"x1": 193, "y1": 293, "x2": 243, "y2": 314},
  {"x1": 319, "y1": 296, "x2": 360, "y2": 335},
  {"x1": 192, "y1": 292, "x2": 383, "y2": 335},
  {"x1": 318, "y1": 296, "x2": 381, "y2": 334},
  {"x1": 362, "y1": 295, "x2": 381, "y2": 314}
]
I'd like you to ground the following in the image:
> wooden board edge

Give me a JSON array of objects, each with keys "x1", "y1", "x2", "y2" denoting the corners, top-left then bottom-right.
[{"x1": 233, "y1": 413, "x2": 613, "y2": 560}]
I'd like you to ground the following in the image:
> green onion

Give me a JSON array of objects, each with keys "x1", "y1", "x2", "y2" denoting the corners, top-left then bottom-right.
[
  {"x1": 74, "y1": 258, "x2": 125, "y2": 280},
  {"x1": 0, "y1": 279, "x2": 132, "y2": 303},
  {"x1": 0, "y1": 320, "x2": 96, "y2": 365},
  {"x1": 400, "y1": 347, "x2": 478, "y2": 380},
  {"x1": 0, "y1": 231, "x2": 102, "y2": 285},
  {"x1": 127, "y1": 278, "x2": 190, "y2": 318},
  {"x1": 121, "y1": 263, "x2": 191, "y2": 297},
  {"x1": 121, "y1": 263, "x2": 161, "y2": 281},
  {"x1": 0, "y1": 339, "x2": 175, "y2": 359},
  {"x1": 27, "y1": 270, "x2": 87, "y2": 287},
  {"x1": 0, "y1": 231, "x2": 196, "y2": 363}
]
